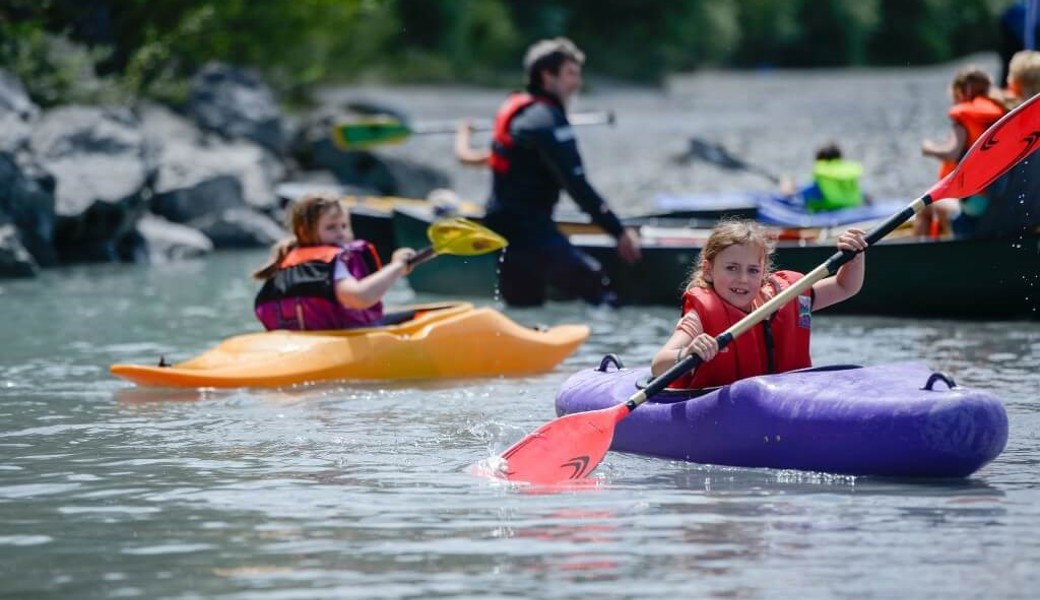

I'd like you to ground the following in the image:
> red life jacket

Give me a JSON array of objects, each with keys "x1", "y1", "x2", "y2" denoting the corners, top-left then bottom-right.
[
  {"x1": 671, "y1": 270, "x2": 813, "y2": 389},
  {"x1": 488, "y1": 93, "x2": 551, "y2": 174},
  {"x1": 254, "y1": 241, "x2": 384, "y2": 331},
  {"x1": 938, "y1": 96, "x2": 1007, "y2": 179}
]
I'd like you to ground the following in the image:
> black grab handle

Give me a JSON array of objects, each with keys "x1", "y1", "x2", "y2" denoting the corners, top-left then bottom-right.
[
  {"x1": 597, "y1": 354, "x2": 625, "y2": 372},
  {"x1": 922, "y1": 371, "x2": 958, "y2": 391}
]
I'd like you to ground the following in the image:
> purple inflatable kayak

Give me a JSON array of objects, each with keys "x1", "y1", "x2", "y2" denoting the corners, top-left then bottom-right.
[{"x1": 554, "y1": 359, "x2": 1008, "y2": 478}]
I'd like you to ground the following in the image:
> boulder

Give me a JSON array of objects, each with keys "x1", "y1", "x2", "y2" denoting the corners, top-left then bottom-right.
[
  {"x1": 141, "y1": 103, "x2": 284, "y2": 215},
  {"x1": 0, "y1": 223, "x2": 37, "y2": 277},
  {"x1": 29, "y1": 105, "x2": 152, "y2": 263},
  {"x1": 0, "y1": 153, "x2": 58, "y2": 266},
  {"x1": 187, "y1": 207, "x2": 286, "y2": 248},
  {"x1": 188, "y1": 62, "x2": 285, "y2": 156},
  {"x1": 135, "y1": 213, "x2": 214, "y2": 262}
]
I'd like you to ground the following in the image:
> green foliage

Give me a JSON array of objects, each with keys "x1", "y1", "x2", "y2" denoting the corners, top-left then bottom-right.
[
  {"x1": 0, "y1": 0, "x2": 1020, "y2": 107},
  {"x1": 0, "y1": 22, "x2": 127, "y2": 107}
]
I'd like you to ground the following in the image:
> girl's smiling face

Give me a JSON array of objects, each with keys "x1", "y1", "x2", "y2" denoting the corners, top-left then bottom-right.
[
  {"x1": 316, "y1": 207, "x2": 354, "y2": 246},
  {"x1": 705, "y1": 242, "x2": 766, "y2": 310}
]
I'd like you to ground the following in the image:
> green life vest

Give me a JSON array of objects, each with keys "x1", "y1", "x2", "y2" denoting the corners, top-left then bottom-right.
[{"x1": 810, "y1": 159, "x2": 863, "y2": 212}]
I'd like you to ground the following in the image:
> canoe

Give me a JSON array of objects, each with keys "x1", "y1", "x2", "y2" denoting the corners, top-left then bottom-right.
[
  {"x1": 276, "y1": 183, "x2": 726, "y2": 266},
  {"x1": 555, "y1": 358, "x2": 1008, "y2": 478},
  {"x1": 653, "y1": 190, "x2": 906, "y2": 228},
  {"x1": 393, "y1": 205, "x2": 1040, "y2": 319},
  {"x1": 110, "y1": 302, "x2": 589, "y2": 388}
]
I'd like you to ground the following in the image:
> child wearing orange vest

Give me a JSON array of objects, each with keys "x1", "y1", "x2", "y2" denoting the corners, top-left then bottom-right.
[
  {"x1": 917, "y1": 66, "x2": 1009, "y2": 237},
  {"x1": 650, "y1": 219, "x2": 867, "y2": 389},
  {"x1": 252, "y1": 193, "x2": 416, "y2": 330}
]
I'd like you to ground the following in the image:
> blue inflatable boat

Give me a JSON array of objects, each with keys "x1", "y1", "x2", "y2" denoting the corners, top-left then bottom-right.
[{"x1": 554, "y1": 359, "x2": 1008, "y2": 478}]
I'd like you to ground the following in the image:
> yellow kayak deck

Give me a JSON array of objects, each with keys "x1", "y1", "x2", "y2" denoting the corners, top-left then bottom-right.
[{"x1": 110, "y1": 302, "x2": 589, "y2": 388}]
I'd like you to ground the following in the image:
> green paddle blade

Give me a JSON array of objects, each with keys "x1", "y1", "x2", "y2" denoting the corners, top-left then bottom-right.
[
  {"x1": 427, "y1": 218, "x2": 507, "y2": 256},
  {"x1": 331, "y1": 118, "x2": 413, "y2": 150}
]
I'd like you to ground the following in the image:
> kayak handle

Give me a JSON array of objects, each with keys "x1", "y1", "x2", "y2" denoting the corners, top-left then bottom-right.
[
  {"x1": 597, "y1": 354, "x2": 625, "y2": 372},
  {"x1": 922, "y1": 371, "x2": 959, "y2": 391}
]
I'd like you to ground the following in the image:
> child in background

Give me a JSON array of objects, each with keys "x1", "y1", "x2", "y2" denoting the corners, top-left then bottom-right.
[
  {"x1": 1006, "y1": 50, "x2": 1040, "y2": 107},
  {"x1": 917, "y1": 66, "x2": 1009, "y2": 236},
  {"x1": 650, "y1": 219, "x2": 867, "y2": 389},
  {"x1": 252, "y1": 193, "x2": 416, "y2": 331},
  {"x1": 779, "y1": 142, "x2": 865, "y2": 212}
]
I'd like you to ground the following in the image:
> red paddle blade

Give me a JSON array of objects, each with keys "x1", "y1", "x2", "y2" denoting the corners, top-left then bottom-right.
[
  {"x1": 496, "y1": 403, "x2": 630, "y2": 485},
  {"x1": 929, "y1": 93, "x2": 1040, "y2": 201}
]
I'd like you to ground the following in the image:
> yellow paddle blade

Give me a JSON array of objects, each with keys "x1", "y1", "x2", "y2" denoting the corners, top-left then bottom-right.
[{"x1": 427, "y1": 218, "x2": 507, "y2": 256}]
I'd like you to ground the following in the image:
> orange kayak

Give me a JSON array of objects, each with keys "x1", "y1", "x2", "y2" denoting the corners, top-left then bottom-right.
[{"x1": 110, "y1": 302, "x2": 589, "y2": 388}]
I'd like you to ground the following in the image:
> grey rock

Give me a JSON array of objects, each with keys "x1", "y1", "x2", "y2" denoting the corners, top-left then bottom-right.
[
  {"x1": 188, "y1": 207, "x2": 285, "y2": 248},
  {"x1": 30, "y1": 105, "x2": 152, "y2": 262},
  {"x1": 0, "y1": 223, "x2": 38, "y2": 278},
  {"x1": 0, "y1": 153, "x2": 57, "y2": 266},
  {"x1": 188, "y1": 62, "x2": 285, "y2": 155},
  {"x1": 136, "y1": 213, "x2": 214, "y2": 262}
]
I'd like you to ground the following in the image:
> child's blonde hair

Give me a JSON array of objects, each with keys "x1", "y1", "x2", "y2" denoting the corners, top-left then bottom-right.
[
  {"x1": 252, "y1": 192, "x2": 346, "y2": 280},
  {"x1": 1009, "y1": 50, "x2": 1040, "y2": 102},
  {"x1": 687, "y1": 219, "x2": 775, "y2": 290}
]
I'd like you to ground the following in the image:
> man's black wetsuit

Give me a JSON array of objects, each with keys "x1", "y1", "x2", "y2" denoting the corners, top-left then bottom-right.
[{"x1": 483, "y1": 85, "x2": 625, "y2": 307}]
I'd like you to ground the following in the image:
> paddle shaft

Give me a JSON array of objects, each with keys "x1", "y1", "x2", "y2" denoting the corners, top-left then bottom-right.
[
  {"x1": 407, "y1": 245, "x2": 437, "y2": 267},
  {"x1": 413, "y1": 110, "x2": 615, "y2": 135}
]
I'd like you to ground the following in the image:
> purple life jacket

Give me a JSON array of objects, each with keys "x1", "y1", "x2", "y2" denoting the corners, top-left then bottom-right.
[{"x1": 254, "y1": 241, "x2": 384, "y2": 331}]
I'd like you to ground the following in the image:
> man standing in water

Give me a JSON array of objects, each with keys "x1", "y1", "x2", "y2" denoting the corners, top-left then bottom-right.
[{"x1": 477, "y1": 37, "x2": 641, "y2": 307}]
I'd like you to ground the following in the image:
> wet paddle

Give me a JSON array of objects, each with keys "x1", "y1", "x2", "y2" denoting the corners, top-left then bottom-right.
[
  {"x1": 495, "y1": 93, "x2": 1040, "y2": 485},
  {"x1": 682, "y1": 137, "x2": 782, "y2": 184},
  {"x1": 408, "y1": 218, "x2": 507, "y2": 267},
  {"x1": 331, "y1": 111, "x2": 615, "y2": 150}
]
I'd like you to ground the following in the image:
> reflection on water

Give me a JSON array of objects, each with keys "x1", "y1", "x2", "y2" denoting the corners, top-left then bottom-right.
[{"x1": 1, "y1": 250, "x2": 1038, "y2": 598}]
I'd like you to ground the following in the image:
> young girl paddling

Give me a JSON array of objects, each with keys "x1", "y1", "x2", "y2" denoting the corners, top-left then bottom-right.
[
  {"x1": 252, "y1": 193, "x2": 416, "y2": 331},
  {"x1": 650, "y1": 219, "x2": 867, "y2": 389}
]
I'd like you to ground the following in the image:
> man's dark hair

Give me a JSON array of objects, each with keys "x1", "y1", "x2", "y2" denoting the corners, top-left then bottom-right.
[{"x1": 524, "y1": 37, "x2": 585, "y2": 88}]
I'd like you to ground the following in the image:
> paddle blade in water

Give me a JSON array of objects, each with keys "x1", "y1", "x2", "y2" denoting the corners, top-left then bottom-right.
[
  {"x1": 427, "y1": 218, "x2": 507, "y2": 256},
  {"x1": 495, "y1": 403, "x2": 630, "y2": 485},
  {"x1": 929, "y1": 93, "x2": 1040, "y2": 201}
]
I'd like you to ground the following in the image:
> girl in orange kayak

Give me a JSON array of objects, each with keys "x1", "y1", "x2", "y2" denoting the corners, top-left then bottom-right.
[
  {"x1": 252, "y1": 193, "x2": 416, "y2": 330},
  {"x1": 650, "y1": 219, "x2": 867, "y2": 389},
  {"x1": 917, "y1": 66, "x2": 1009, "y2": 236}
]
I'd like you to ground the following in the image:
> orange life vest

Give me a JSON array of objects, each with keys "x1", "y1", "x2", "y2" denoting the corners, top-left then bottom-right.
[
  {"x1": 938, "y1": 96, "x2": 1008, "y2": 179},
  {"x1": 254, "y1": 242, "x2": 383, "y2": 331},
  {"x1": 488, "y1": 93, "x2": 551, "y2": 174},
  {"x1": 671, "y1": 270, "x2": 813, "y2": 389}
]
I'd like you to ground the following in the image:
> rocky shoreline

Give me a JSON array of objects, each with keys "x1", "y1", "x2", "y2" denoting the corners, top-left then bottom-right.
[
  {"x1": 0, "y1": 62, "x2": 451, "y2": 278},
  {"x1": 1, "y1": 54, "x2": 1003, "y2": 278}
]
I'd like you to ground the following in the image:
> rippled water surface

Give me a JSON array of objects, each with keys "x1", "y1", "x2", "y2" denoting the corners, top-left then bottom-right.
[{"x1": 2, "y1": 250, "x2": 1038, "y2": 599}]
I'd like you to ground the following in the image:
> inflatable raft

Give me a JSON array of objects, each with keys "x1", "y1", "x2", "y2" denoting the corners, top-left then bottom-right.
[
  {"x1": 555, "y1": 358, "x2": 1008, "y2": 478},
  {"x1": 111, "y1": 303, "x2": 589, "y2": 388}
]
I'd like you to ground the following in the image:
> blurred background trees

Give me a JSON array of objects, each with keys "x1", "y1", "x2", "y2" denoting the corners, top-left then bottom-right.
[{"x1": 0, "y1": 0, "x2": 1013, "y2": 106}]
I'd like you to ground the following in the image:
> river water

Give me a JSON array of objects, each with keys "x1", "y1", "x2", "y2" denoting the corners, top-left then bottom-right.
[{"x1": 2, "y1": 248, "x2": 1038, "y2": 599}]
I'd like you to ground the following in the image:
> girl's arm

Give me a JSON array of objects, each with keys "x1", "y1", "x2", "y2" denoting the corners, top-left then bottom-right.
[
  {"x1": 650, "y1": 312, "x2": 718, "y2": 378},
  {"x1": 921, "y1": 123, "x2": 968, "y2": 162},
  {"x1": 334, "y1": 247, "x2": 416, "y2": 309},
  {"x1": 812, "y1": 228, "x2": 867, "y2": 311}
]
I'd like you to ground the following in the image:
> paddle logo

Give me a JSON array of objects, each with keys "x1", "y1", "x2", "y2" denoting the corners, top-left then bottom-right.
[{"x1": 560, "y1": 455, "x2": 591, "y2": 479}]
